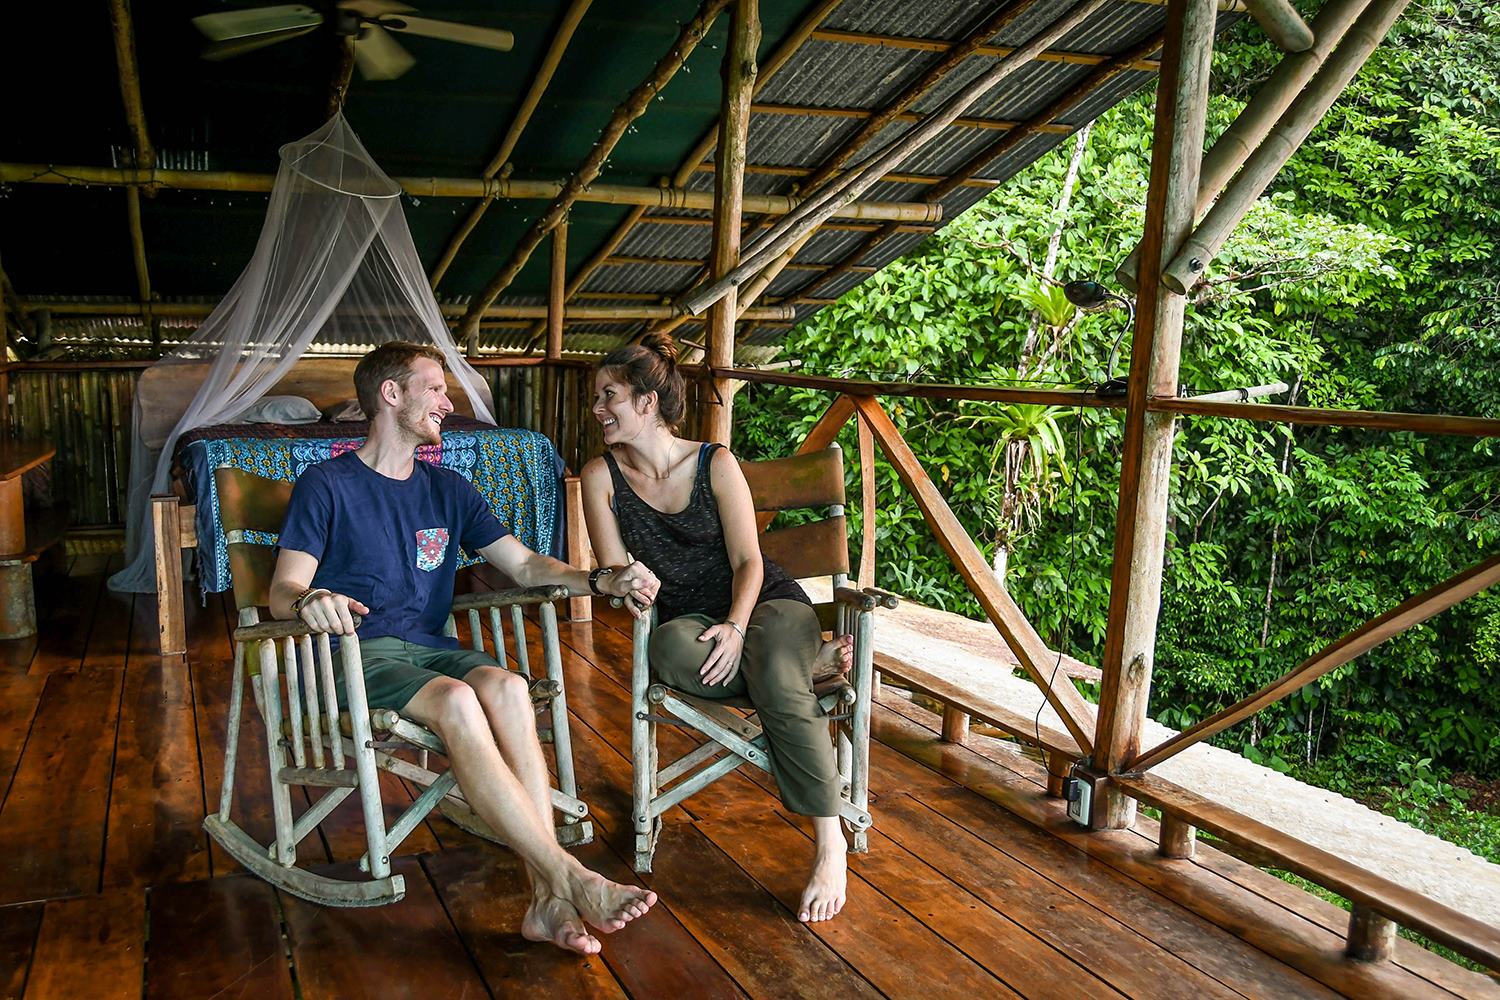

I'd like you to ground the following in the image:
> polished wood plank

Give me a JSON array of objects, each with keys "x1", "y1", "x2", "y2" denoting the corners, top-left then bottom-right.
[
  {"x1": 0, "y1": 902, "x2": 42, "y2": 999},
  {"x1": 145, "y1": 875, "x2": 293, "y2": 1000},
  {"x1": 422, "y1": 846, "x2": 628, "y2": 999},
  {"x1": 103, "y1": 655, "x2": 210, "y2": 889},
  {"x1": 648, "y1": 822, "x2": 882, "y2": 999},
  {"x1": 281, "y1": 857, "x2": 484, "y2": 999},
  {"x1": 0, "y1": 668, "x2": 123, "y2": 904},
  {"x1": 27, "y1": 554, "x2": 110, "y2": 675},
  {"x1": 80, "y1": 556, "x2": 130, "y2": 673},
  {"x1": 24, "y1": 888, "x2": 144, "y2": 999},
  {"x1": 0, "y1": 672, "x2": 44, "y2": 807}
]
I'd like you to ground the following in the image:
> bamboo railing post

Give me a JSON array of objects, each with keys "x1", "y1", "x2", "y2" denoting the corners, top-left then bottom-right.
[
  {"x1": 1090, "y1": 0, "x2": 1217, "y2": 831},
  {"x1": 1346, "y1": 905, "x2": 1397, "y2": 962},
  {"x1": 1117, "y1": 0, "x2": 1371, "y2": 290},
  {"x1": 1159, "y1": 813, "x2": 1197, "y2": 858},
  {"x1": 701, "y1": 0, "x2": 759, "y2": 445},
  {"x1": 941, "y1": 706, "x2": 970, "y2": 744},
  {"x1": 1160, "y1": 0, "x2": 1410, "y2": 294}
]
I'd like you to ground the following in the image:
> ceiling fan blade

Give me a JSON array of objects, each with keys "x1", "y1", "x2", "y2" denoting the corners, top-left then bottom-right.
[
  {"x1": 192, "y1": 4, "x2": 322, "y2": 41},
  {"x1": 354, "y1": 25, "x2": 416, "y2": 80},
  {"x1": 201, "y1": 23, "x2": 320, "y2": 61},
  {"x1": 381, "y1": 15, "x2": 514, "y2": 52},
  {"x1": 339, "y1": 0, "x2": 414, "y2": 17}
]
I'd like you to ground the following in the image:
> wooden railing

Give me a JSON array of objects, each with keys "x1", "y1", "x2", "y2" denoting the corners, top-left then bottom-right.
[{"x1": 753, "y1": 377, "x2": 1500, "y2": 975}]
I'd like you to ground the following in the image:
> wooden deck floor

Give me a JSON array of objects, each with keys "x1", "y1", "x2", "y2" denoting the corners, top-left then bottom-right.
[{"x1": 2, "y1": 553, "x2": 1497, "y2": 998}]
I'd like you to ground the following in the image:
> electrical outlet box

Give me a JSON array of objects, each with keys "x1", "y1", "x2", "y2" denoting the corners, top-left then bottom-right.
[{"x1": 1064, "y1": 775, "x2": 1092, "y2": 827}]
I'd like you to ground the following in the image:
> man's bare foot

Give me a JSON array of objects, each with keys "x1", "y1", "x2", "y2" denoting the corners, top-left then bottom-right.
[
  {"x1": 797, "y1": 841, "x2": 848, "y2": 922},
  {"x1": 522, "y1": 894, "x2": 600, "y2": 955},
  {"x1": 812, "y1": 634, "x2": 853, "y2": 684},
  {"x1": 566, "y1": 868, "x2": 657, "y2": 933}
]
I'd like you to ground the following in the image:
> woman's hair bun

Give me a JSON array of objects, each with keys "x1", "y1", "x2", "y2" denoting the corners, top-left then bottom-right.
[{"x1": 639, "y1": 331, "x2": 678, "y2": 366}]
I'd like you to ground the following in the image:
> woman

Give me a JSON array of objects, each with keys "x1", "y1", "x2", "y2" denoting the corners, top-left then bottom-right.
[{"x1": 580, "y1": 332, "x2": 854, "y2": 924}]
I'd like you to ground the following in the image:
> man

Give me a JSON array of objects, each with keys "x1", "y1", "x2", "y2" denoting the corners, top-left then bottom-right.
[{"x1": 271, "y1": 341, "x2": 659, "y2": 955}]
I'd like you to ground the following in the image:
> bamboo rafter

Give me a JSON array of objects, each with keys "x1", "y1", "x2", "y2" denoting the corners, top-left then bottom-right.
[
  {"x1": 750, "y1": 101, "x2": 1075, "y2": 135},
  {"x1": 456, "y1": 0, "x2": 734, "y2": 349},
  {"x1": 789, "y1": 26, "x2": 1169, "y2": 305},
  {"x1": 107, "y1": 0, "x2": 155, "y2": 329},
  {"x1": 533, "y1": 0, "x2": 844, "y2": 347},
  {"x1": 808, "y1": 27, "x2": 1162, "y2": 72},
  {"x1": 429, "y1": 0, "x2": 593, "y2": 289}
]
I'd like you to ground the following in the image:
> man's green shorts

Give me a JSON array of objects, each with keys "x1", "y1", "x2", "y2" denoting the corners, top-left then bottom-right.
[{"x1": 334, "y1": 636, "x2": 501, "y2": 711}]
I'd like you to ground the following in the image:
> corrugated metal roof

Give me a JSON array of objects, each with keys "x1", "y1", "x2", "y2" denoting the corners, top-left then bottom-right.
[{"x1": 1, "y1": 0, "x2": 1245, "y2": 362}]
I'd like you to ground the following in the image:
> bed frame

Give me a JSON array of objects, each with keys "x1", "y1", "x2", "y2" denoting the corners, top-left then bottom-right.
[{"x1": 148, "y1": 358, "x2": 592, "y2": 656}]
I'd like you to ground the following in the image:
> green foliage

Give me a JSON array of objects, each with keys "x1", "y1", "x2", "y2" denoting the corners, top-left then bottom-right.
[{"x1": 737, "y1": 1, "x2": 1500, "y2": 803}]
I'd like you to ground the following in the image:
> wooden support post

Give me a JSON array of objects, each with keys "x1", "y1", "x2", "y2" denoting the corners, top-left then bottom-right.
[
  {"x1": 564, "y1": 476, "x2": 591, "y2": 622},
  {"x1": 1345, "y1": 905, "x2": 1396, "y2": 962},
  {"x1": 1091, "y1": 0, "x2": 1218, "y2": 831},
  {"x1": 941, "y1": 706, "x2": 970, "y2": 745},
  {"x1": 1158, "y1": 813, "x2": 1197, "y2": 858},
  {"x1": 153, "y1": 494, "x2": 186, "y2": 657},
  {"x1": 700, "y1": 0, "x2": 759, "y2": 445}
]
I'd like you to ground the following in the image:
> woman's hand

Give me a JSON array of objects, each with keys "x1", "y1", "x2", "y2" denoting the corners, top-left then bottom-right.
[
  {"x1": 696, "y1": 621, "x2": 745, "y2": 687},
  {"x1": 605, "y1": 560, "x2": 660, "y2": 618},
  {"x1": 297, "y1": 591, "x2": 369, "y2": 635}
]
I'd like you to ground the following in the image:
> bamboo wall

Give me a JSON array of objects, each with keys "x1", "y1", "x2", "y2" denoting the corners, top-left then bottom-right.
[{"x1": 7, "y1": 362, "x2": 680, "y2": 529}]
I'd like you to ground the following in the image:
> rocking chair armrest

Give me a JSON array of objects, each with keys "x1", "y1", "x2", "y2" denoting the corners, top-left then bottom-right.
[
  {"x1": 833, "y1": 586, "x2": 879, "y2": 612},
  {"x1": 861, "y1": 586, "x2": 902, "y2": 610},
  {"x1": 451, "y1": 584, "x2": 570, "y2": 613},
  {"x1": 233, "y1": 615, "x2": 364, "y2": 642}
]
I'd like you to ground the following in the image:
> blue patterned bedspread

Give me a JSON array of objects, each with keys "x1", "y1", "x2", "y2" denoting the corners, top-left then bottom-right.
[{"x1": 180, "y1": 426, "x2": 564, "y2": 598}]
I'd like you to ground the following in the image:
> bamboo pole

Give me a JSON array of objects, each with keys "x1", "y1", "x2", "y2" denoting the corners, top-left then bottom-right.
[
  {"x1": 23, "y1": 300, "x2": 795, "y2": 322},
  {"x1": 716, "y1": 365, "x2": 1115, "y2": 408},
  {"x1": 1152, "y1": 396, "x2": 1500, "y2": 438},
  {"x1": 808, "y1": 27, "x2": 1163, "y2": 72},
  {"x1": 1243, "y1": 0, "x2": 1315, "y2": 52},
  {"x1": 1116, "y1": 0, "x2": 1372, "y2": 290},
  {"x1": 701, "y1": 0, "x2": 759, "y2": 445},
  {"x1": 787, "y1": 28, "x2": 1168, "y2": 306},
  {"x1": 1161, "y1": 0, "x2": 1410, "y2": 294},
  {"x1": 799, "y1": 0, "x2": 1045, "y2": 193},
  {"x1": 680, "y1": 0, "x2": 1111, "y2": 316},
  {"x1": 0, "y1": 163, "x2": 935, "y2": 222},
  {"x1": 1127, "y1": 552, "x2": 1500, "y2": 773},
  {"x1": 547, "y1": 223, "x2": 567, "y2": 360},
  {"x1": 107, "y1": 0, "x2": 153, "y2": 170},
  {"x1": 326, "y1": 35, "x2": 357, "y2": 117},
  {"x1": 1186, "y1": 379, "x2": 1289, "y2": 402},
  {"x1": 124, "y1": 187, "x2": 156, "y2": 345},
  {"x1": 458, "y1": 0, "x2": 735, "y2": 351},
  {"x1": 428, "y1": 0, "x2": 593, "y2": 289},
  {"x1": 751, "y1": 101, "x2": 1074, "y2": 134},
  {"x1": 1091, "y1": 0, "x2": 1218, "y2": 831}
]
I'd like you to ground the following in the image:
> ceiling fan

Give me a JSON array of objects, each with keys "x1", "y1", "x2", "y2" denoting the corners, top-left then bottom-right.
[{"x1": 192, "y1": 1, "x2": 514, "y2": 80}]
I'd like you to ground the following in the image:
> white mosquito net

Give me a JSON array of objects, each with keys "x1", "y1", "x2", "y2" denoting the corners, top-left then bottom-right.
[{"x1": 108, "y1": 113, "x2": 495, "y2": 593}]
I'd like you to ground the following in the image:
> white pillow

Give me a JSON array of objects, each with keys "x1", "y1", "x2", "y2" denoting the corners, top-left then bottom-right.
[
  {"x1": 235, "y1": 395, "x2": 322, "y2": 424},
  {"x1": 325, "y1": 398, "x2": 367, "y2": 422}
]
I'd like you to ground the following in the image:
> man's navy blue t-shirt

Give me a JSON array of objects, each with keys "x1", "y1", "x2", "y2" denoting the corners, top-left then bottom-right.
[{"x1": 277, "y1": 451, "x2": 508, "y2": 648}]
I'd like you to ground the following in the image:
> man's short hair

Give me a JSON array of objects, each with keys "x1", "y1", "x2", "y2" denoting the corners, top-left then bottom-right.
[{"x1": 354, "y1": 342, "x2": 445, "y2": 418}]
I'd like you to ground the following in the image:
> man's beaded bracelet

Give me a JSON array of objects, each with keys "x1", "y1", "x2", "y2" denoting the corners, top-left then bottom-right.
[{"x1": 291, "y1": 587, "x2": 330, "y2": 615}]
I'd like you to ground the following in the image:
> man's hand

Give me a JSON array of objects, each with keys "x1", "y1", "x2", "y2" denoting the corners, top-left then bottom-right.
[
  {"x1": 604, "y1": 561, "x2": 659, "y2": 619},
  {"x1": 297, "y1": 590, "x2": 369, "y2": 636}
]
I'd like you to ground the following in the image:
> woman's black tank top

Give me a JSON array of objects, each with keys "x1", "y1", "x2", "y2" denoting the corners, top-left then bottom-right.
[{"x1": 605, "y1": 442, "x2": 808, "y2": 623}]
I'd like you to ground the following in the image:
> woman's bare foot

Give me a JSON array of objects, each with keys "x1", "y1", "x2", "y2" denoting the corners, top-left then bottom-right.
[
  {"x1": 522, "y1": 894, "x2": 600, "y2": 955},
  {"x1": 812, "y1": 634, "x2": 853, "y2": 684},
  {"x1": 566, "y1": 868, "x2": 657, "y2": 932},
  {"x1": 798, "y1": 840, "x2": 848, "y2": 922}
]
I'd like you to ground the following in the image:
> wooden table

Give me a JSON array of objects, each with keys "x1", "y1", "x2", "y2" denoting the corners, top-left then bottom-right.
[{"x1": 0, "y1": 439, "x2": 60, "y2": 638}]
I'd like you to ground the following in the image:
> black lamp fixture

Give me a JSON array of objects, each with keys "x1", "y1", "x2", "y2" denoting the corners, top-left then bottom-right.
[{"x1": 1063, "y1": 280, "x2": 1135, "y2": 398}]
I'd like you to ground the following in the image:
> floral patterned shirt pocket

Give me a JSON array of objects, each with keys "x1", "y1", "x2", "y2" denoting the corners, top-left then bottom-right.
[{"x1": 415, "y1": 527, "x2": 450, "y2": 572}]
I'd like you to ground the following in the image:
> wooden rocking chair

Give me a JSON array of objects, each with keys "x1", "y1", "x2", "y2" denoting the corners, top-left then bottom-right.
[
  {"x1": 625, "y1": 446, "x2": 897, "y2": 872},
  {"x1": 203, "y1": 467, "x2": 593, "y2": 907}
]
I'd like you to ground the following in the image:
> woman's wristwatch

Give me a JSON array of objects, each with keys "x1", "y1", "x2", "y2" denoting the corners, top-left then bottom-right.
[{"x1": 588, "y1": 566, "x2": 615, "y2": 596}]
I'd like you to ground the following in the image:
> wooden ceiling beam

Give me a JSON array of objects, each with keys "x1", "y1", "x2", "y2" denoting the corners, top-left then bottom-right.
[
  {"x1": 809, "y1": 27, "x2": 1162, "y2": 72},
  {"x1": 429, "y1": 0, "x2": 593, "y2": 290}
]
